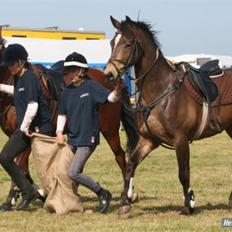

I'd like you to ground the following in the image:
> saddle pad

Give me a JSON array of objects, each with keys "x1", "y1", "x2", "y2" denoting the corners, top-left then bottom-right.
[{"x1": 184, "y1": 72, "x2": 232, "y2": 106}]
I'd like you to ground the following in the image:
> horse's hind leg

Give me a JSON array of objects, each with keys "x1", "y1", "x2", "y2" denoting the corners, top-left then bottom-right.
[
  {"x1": 119, "y1": 137, "x2": 157, "y2": 215},
  {"x1": 225, "y1": 127, "x2": 232, "y2": 208},
  {"x1": 174, "y1": 135, "x2": 195, "y2": 215},
  {"x1": 102, "y1": 131, "x2": 126, "y2": 179}
]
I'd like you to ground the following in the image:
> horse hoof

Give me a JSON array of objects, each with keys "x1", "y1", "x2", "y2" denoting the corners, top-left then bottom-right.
[
  {"x1": 189, "y1": 206, "x2": 195, "y2": 214},
  {"x1": 0, "y1": 203, "x2": 13, "y2": 212},
  {"x1": 179, "y1": 206, "x2": 194, "y2": 215},
  {"x1": 131, "y1": 192, "x2": 140, "y2": 204},
  {"x1": 118, "y1": 205, "x2": 131, "y2": 215}
]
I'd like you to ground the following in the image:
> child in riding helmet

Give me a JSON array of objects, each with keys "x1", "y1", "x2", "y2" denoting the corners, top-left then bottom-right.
[
  {"x1": 56, "y1": 52, "x2": 123, "y2": 213},
  {"x1": 0, "y1": 43, "x2": 53, "y2": 211}
]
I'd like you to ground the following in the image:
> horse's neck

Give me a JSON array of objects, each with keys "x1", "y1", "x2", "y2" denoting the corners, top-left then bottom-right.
[
  {"x1": 136, "y1": 50, "x2": 173, "y2": 97},
  {"x1": 0, "y1": 67, "x2": 13, "y2": 85}
]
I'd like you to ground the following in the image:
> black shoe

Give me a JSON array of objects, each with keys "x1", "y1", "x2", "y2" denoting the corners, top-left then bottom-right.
[
  {"x1": 0, "y1": 203, "x2": 13, "y2": 212},
  {"x1": 16, "y1": 193, "x2": 36, "y2": 211},
  {"x1": 97, "y1": 188, "x2": 112, "y2": 213}
]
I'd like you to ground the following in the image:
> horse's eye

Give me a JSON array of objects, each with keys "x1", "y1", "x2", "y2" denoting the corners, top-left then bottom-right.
[{"x1": 125, "y1": 44, "x2": 131, "y2": 48}]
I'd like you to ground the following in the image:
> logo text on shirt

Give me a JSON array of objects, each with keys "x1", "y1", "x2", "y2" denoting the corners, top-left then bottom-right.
[
  {"x1": 80, "y1": 93, "x2": 89, "y2": 98},
  {"x1": 18, "y1": 87, "x2": 25, "y2": 92}
]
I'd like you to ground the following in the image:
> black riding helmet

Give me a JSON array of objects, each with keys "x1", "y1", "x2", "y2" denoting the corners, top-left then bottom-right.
[
  {"x1": 2, "y1": 43, "x2": 28, "y2": 66},
  {"x1": 63, "y1": 52, "x2": 88, "y2": 74}
]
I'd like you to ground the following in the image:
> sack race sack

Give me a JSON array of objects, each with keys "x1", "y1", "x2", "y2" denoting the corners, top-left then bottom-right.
[{"x1": 31, "y1": 133, "x2": 84, "y2": 214}]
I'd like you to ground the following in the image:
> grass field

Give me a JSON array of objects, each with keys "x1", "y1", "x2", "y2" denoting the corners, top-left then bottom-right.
[{"x1": 0, "y1": 130, "x2": 231, "y2": 231}]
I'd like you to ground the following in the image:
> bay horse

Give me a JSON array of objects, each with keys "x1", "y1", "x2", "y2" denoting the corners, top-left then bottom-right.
[
  {"x1": 0, "y1": 33, "x2": 139, "y2": 210},
  {"x1": 104, "y1": 16, "x2": 232, "y2": 215}
]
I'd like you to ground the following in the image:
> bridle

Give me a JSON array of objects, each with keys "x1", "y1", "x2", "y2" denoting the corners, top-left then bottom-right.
[
  {"x1": 108, "y1": 32, "x2": 142, "y2": 80},
  {"x1": 108, "y1": 33, "x2": 161, "y2": 88}
]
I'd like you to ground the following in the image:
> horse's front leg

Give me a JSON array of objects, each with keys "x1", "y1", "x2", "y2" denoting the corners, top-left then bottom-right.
[
  {"x1": 118, "y1": 137, "x2": 158, "y2": 215},
  {"x1": 174, "y1": 135, "x2": 195, "y2": 215}
]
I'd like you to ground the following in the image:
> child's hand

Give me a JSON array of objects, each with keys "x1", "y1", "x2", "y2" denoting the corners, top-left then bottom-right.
[{"x1": 56, "y1": 131, "x2": 65, "y2": 145}]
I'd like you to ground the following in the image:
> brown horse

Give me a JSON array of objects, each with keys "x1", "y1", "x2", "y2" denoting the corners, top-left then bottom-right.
[
  {"x1": 104, "y1": 16, "x2": 232, "y2": 215},
  {"x1": 0, "y1": 34, "x2": 138, "y2": 210}
]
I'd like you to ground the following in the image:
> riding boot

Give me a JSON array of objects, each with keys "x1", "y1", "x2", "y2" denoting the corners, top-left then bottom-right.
[
  {"x1": 96, "y1": 187, "x2": 112, "y2": 213},
  {"x1": 16, "y1": 191, "x2": 37, "y2": 211},
  {"x1": 0, "y1": 186, "x2": 20, "y2": 211}
]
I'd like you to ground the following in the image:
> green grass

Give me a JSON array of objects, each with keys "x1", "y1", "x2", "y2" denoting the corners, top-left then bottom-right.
[{"x1": 0, "y1": 130, "x2": 231, "y2": 231}]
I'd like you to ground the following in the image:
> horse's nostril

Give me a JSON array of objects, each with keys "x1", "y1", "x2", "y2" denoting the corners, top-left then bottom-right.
[{"x1": 104, "y1": 72, "x2": 115, "y2": 83}]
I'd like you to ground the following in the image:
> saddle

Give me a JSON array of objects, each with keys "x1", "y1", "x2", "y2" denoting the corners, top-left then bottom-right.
[
  {"x1": 35, "y1": 64, "x2": 65, "y2": 101},
  {"x1": 182, "y1": 60, "x2": 223, "y2": 132},
  {"x1": 184, "y1": 60, "x2": 222, "y2": 103}
]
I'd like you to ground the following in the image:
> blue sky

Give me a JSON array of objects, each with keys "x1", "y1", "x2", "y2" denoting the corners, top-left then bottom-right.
[{"x1": 0, "y1": 0, "x2": 231, "y2": 56}]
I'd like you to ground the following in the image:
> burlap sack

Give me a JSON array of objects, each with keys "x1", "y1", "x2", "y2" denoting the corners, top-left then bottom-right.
[{"x1": 31, "y1": 133, "x2": 84, "y2": 214}]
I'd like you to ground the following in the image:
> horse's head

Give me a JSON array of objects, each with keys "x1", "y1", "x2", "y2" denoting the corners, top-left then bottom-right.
[
  {"x1": 104, "y1": 16, "x2": 160, "y2": 84},
  {"x1": 104, "y1": 16, "x2": 142, "y2": 82}
]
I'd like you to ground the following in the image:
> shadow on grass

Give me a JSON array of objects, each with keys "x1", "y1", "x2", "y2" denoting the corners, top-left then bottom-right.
[
  {"x1": 79, "y1": 194, "x2": 158, "y2": 202},
  {"x1": 142, "y1": 202, "x2": 231, "y2": 215},
  {"x1": 30, "y1": 195, "x2": 231, "y2": 216}
]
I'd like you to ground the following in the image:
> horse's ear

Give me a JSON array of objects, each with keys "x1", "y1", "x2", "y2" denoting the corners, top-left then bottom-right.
[
  {"x1": 125, "y1": 16, "x2": 136, "y2": 32},
  {"x1": 125, "y1": 16, "x2": 134, "y2": 25},
  {"x1": 110, "y1": 16, "x2": 121, "y2": 30}
]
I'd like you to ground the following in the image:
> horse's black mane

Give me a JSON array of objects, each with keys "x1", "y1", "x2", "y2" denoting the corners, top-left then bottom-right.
[{"x1": 121, "y1": 20, "x2": 161, "y2": 48}]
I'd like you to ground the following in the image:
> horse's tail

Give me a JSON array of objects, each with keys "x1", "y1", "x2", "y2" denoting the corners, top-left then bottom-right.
[{"x1": 120, "y1": 88, "x2": 139, "y2": 154}]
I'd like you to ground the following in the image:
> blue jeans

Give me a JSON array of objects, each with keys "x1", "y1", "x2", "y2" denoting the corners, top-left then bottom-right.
[{"x1": 68, "y1": 145, "x2": 101, "y2": 193}]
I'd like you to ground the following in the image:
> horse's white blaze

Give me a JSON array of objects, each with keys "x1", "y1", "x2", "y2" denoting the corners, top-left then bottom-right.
[
  {"x1": 127, "y1": 177, "x2": 134, "y2": 199},
  {"x1": 114, "y1": 33, "x2": 122, "y2": 51}
]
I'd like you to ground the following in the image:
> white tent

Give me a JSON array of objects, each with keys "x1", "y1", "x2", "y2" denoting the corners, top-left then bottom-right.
[{"x1": 167, "y1": 54, "x2": 232, "y2": 68}]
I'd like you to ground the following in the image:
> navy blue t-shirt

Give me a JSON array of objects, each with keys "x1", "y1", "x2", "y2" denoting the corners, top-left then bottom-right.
[
  {"x1": 14, "y1": 69, "x2": 52, "y2": 133},
  {"x1": 59, "y1": 79, "x2": 111, "y2": 146}
]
